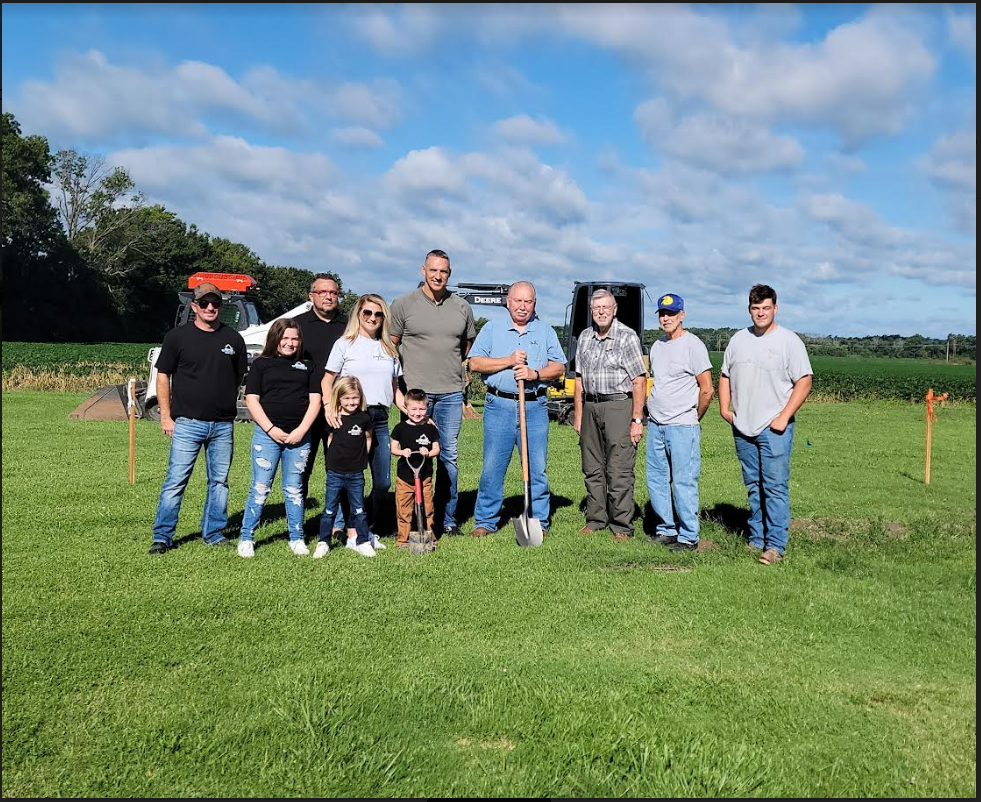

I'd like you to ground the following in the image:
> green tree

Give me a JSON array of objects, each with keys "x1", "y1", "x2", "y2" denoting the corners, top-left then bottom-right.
[
  {"x1": 51, "y1": 149, "x2": 147, "y2": 279},
  {"x1": 2, "y1": 113, "x2": 113, "y2": 340}
]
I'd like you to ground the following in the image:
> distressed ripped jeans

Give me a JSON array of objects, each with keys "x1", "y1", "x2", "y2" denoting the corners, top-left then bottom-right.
[{"x1": 239, "y1": 425, "x2": 311, "y2": 543}]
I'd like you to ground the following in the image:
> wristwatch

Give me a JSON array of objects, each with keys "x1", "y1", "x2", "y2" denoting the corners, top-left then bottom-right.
[{"x1": 631, "y1": 418, "x2": 644, "y2": 425}]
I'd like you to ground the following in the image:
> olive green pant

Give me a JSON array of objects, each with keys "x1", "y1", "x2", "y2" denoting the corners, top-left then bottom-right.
[{"x1": 580, "y1": 398, "x2": 638, "y2": 534}]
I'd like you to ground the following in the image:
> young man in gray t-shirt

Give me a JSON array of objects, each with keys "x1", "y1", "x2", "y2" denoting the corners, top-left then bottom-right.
[
  {"x1": 719, "y1": 284, "x2": 812, "y2": 565},
  {"x1": 644, "y1": 293, "x2": 714, "y2": 551}
]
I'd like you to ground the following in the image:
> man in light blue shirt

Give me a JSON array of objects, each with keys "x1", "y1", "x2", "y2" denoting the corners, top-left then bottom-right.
[{"x1": 468, "y1": 282, "x2": 567, "y2": 536}]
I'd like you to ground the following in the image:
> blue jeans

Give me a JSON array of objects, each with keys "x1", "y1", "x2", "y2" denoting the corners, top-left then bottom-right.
[
  {"x1": 331, "y1": 406, "x2": 391, "y2": 534},
  {"x1": 427, "y1": 391, "x2": 463, "y2": 531},
  {"x1": 645, "y1": 423, "x2": 702, "y2": 545},
  {"x1": 366, "y1": 406, "x2": 392, "y2": 527},
  {"x1": 151, "y1": 418, "x2": 234, "y2": 547},
  {"x1": 733, "y1": 421, "x2": 796, "y2": 555},
  {"x1": 239, "y1": 426, "x2": 310, "y2": 543},
  {"x1": 474, "y1": 394, "x2": 550, "y2": 531},
  {"x1": 319, "y1": 471, "x2": 370, "y2": 544}
]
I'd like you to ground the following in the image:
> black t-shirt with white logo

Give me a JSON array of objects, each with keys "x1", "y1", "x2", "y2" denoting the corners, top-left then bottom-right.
[
  {"x1": 292, "y1": 310, "x2": 348, "y2": 385},
  {"x1": 325, "y1": 411, "x2": 371, "y2": 472},
  {"x1": 245, "y1": 355, "x2": 319, "y2": 431},
  {"x1": 391, "y1": 421, "x2": 440, "y2": 484},
  {"x1": 155, "y1": 323, "x2": 247, "y2": 421}
]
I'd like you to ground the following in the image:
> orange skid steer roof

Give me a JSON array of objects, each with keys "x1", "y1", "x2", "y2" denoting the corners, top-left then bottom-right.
[{"x1": 188, "y1": 272, "x2": 258, "y2": 294}]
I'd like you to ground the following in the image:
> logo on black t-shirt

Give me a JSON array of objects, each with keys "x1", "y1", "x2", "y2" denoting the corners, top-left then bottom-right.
[
  {"x1": 221, "y1": 344, "x2": 236, "y2": 355},
  {"x1": 415, "y1": 434, "x2": 432, "y2": 447},
  {"x1": 348, "y1": 424, "x2": 363, "y2": 436},
  {"x1": 291, "y1": 361, "x2": 308, "y2": 371}
]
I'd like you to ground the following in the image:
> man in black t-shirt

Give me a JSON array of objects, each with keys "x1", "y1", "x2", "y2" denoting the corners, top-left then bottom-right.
[
  {"x1": 292, "y1": 273, "x2": 348, "y2": 504},
  {"x1": 148, "y1": 282, "x2": 248, "y2": 555}
]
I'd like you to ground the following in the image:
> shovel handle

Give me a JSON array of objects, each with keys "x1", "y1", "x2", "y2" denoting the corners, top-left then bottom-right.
[{"x1": 518, "y1": 379, "x2": 530, "y2": 485}]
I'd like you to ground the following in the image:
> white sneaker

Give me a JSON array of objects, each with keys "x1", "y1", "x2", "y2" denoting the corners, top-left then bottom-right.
[
  {"x1": 312, "y1": 541, "x2": 330, "y2": 559},
  {"x1": 353, "y1": 542, "x2": 376, "y2": 558},
  {"x1": 370, "y1": 533, "x2": 387, "y2": 550},
  {"x1": 289, "y1": 540, "x2": 310, "y2": 556},
  {"x1": 237, "y1": 540, "x2": 255, "y2": 558},
  {"x1": 345, "y1": 537, "x2": 357, "y2": 551}
]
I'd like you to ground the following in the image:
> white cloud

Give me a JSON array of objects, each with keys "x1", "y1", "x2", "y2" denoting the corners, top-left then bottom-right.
[
  {"x1": 825, "y1": 153, "x2": 868, "y2": 174},
  {"x1": 349, "y1": 4, "x2": 445, "y2": 56},
  {"x1": 385, "y1": 147, "x2": 468, "y2": 197},
  {"x1": 559, "y1": 5, "x2": 936, "y2": 146},
  {"x1": 802, "y1": 192, "x2": 910, "y2": 249},
  {"x1": 640, "y1": 109, "x2": 804, "y2": 174},
  {"x1": 329, "y1": 80, "x2": 402, "y2": 129},
  {"x1": 921, "y1": 127, "x2": 977, "y2": 233},
  {"x1": 330, "y1": 127, "x2": 385, "y2": 149},
  {"x1": 947, "y1": 7, "x2": 977, "y2": 60},
  {"x1": 492, "y1": 114, "x2": 568, "y2": 145}
]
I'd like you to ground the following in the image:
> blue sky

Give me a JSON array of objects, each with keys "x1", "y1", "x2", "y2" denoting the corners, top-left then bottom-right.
[{"x1": 3, "y1": 3, "x2": 975, "y2": 337}]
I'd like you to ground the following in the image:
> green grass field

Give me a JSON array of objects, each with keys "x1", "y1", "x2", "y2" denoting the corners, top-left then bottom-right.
[{"x1": 2, "y1": 392, "x2": 976, "y2": 796}]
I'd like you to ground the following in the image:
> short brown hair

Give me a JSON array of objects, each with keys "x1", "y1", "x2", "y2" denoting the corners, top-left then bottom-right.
[
  {"x1": 748, "y1": 284, "x2": 777, "y2": 305},
  {"x1": 405, "y1": 388, "x2": 428, "y2": 404}
]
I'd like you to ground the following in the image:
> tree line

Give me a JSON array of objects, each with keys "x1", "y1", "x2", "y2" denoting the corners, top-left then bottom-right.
[
  {"x1": 2, "y1": 112, "x2": 355, "y2": 343},
  {"x1": 2, "y1": 111, "x2": 974, "y2": 361}
]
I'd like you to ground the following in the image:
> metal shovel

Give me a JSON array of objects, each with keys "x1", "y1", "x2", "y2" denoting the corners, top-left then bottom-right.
[
  {"x1": 512, "y1": 379, "x2": 544, "y2": 547},
  {"x1": 406, "y1": 452, "x2": 436, "y2": 555}
]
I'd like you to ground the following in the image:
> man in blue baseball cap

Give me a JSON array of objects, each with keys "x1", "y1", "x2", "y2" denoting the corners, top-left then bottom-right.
[{"x1": 645, "y1": 293, "x2": 714, "y2": 552}]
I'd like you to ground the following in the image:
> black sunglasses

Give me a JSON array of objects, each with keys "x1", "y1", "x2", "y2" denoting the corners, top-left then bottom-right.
[
  {"x1": 197, "y1": 297, "x2": 223, "y2": 309},
  {"x1": 360, "y1": 309, "x2": 384, "y2": 320}
]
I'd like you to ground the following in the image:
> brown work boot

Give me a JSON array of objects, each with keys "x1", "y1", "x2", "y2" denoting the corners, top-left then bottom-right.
[
  {"x1": 759, "y1": 548, "x2": 784, "y2": 566},
  {"x1": 469, "y1": 527, "x2": 492, "y2": 537},
  {"x1": 612, "y1": 533, "x2": 631, "y2": 543},
  {"x1": 579, "y1": 525, "x2": 598, "y2": 535}
]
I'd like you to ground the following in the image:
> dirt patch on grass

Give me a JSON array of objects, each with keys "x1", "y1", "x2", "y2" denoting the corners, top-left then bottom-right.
[
  {"x1": 600, "y1": 562, "x2": 693, "y2": 573},
  {"x1": 791, "y1": 518, "x2": 910, "y2": 541},
  {"x1": 456, "y1": 737, "x2": 516, "y2": 751}
]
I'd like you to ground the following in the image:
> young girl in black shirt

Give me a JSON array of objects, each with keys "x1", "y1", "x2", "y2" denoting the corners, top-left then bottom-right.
[{"x1": 314, "y1": 376, "x2": 375, "y2": 558}]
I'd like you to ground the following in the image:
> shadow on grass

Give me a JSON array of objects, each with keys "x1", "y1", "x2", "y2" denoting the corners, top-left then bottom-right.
[{"x1": 699, "y1": 503, "x2": 751, "y2": 540}]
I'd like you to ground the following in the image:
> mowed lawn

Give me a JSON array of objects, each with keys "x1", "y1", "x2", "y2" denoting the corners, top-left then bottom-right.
[{"x1": 2, "y1": 391, "x2": 976, "y2": 797}]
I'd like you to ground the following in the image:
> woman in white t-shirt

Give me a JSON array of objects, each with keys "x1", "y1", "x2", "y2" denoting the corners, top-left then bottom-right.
[{"x1": 323, "y1": 294, "x2": 405, "y2": 539}]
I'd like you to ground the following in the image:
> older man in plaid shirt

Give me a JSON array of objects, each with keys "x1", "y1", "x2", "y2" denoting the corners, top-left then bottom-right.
[{"x1": 573, "y1": 289, "x2": 647, "y2": 541}]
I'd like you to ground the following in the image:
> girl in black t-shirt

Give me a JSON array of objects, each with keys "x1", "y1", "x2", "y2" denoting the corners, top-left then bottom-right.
[
  {"x1": 239, "y1": 320, "x2": 321, "y2": 558},
  {"x1": 315, "y1": 376, "x2": 375, "y2": 558}
]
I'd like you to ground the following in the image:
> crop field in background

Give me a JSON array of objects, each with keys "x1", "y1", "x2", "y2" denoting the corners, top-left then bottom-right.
[{"x1": 3, "y1": 341, "x2": 977, "y2": 401}]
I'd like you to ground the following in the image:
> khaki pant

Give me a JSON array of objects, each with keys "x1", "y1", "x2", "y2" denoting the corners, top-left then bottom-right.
[
  {"x1": 396, "y1": 477, "x2": 434, "y2": 545},
  {"x1": 580, "y1": 398, "x2": 638, "y2": 534}
]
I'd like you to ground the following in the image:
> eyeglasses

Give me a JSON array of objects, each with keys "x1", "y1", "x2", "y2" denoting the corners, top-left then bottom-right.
[
  {"x1": 196, "y1": 298, "x2": 223, "y2": 309},
  {"x1": 310, "y1": 289, "x2": 339, "y2": 297},
  {"x1": 360, "y1": 309, "x2": 384, "y2": 320}
]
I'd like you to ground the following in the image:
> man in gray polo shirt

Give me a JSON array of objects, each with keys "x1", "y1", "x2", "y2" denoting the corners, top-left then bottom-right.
[
  {"x1": 719, "y1": 284, "x2": 812, "y2": 566},
  {"x1": 573, "y1": 289, "x2": 647, "y2": 541},
  {"x1": 390, "y1": 249, "x2": 476, "y2": 536},
  {"x1": 645, "y1": 293, "x2": 714, "y2": 552}
]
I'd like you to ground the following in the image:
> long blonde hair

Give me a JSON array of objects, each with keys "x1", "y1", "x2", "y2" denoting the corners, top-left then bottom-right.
[
  {"x1": 342, "y1": 294, "x2": 398, "y2": 358},
  {"x1": 329, "y1": 376, "x2": 367, "y2": 418}
]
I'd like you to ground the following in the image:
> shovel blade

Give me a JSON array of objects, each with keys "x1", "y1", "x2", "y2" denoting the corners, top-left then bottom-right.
[{"x1": 513, "y1": 512, "x2": 544, "y2": 547}]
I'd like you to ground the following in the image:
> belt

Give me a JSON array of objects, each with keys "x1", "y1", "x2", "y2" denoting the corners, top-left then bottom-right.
[
  {"x1": 487, "y1": 386, "x2": 547, "y2": 401},
  {"x1": 584, "y1": 392, "x2": 629, "y2": 403},
  {"x1": 367, "y1": 404, "x2": 387, "y2": 410}
]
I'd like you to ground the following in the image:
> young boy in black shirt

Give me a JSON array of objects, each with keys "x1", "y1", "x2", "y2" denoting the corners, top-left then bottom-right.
[{"x1": 390, "y1": 389, "x2": 441, "y2": 549}]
